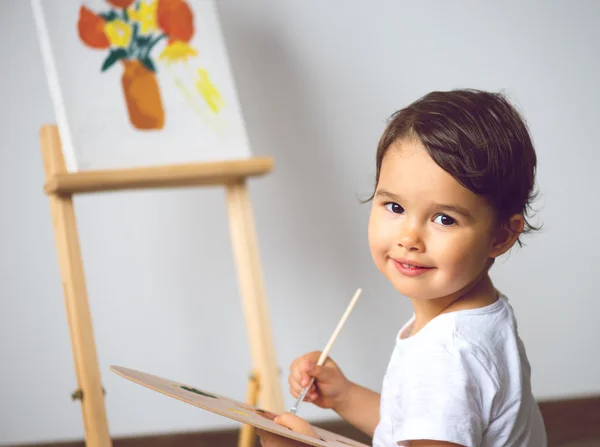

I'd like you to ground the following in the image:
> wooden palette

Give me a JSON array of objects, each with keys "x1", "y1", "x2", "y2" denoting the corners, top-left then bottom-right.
[{"x1": 110, "y1": 366, "x2": 369, "y2": 447}]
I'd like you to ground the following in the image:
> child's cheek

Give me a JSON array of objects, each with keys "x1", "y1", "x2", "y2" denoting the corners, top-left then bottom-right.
[{"x1": 433, "y1": 231, "x2": 481, "y2": 269}]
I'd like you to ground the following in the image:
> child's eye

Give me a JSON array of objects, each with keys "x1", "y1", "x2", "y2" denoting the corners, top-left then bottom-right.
[
  {"x1": 433, "y1": 214, "x2": 456, "y2": 226},
  {"x1": 384, "y1": 202, "x2": 405, "y2": 214}
]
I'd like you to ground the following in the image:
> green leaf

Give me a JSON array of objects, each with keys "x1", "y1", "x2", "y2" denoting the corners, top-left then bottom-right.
[
  {"x1": 99, "y1": 10, "x2": 118, "y2": 21},
  {"x1": 180, "y1": 386, "x2": 217, "y2": 399},
  {"x1": 101, "y1": 49, "x2": 128, "y2": 72},
  {"x1": 137, "y1": 35, "x2": 152, "y2": 47},
  {"x1": 140, "y1": 57, "x2": 156, "y2": 72}
]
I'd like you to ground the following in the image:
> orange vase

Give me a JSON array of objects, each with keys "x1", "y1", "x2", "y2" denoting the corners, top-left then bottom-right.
[{"x1": 121, "y1": 59, "x2": 165, "y2": 130}]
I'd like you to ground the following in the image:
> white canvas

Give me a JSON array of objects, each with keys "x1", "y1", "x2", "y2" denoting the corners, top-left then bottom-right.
[{"x1": 31, "y1": 0, "x2": 253, "y2": 172}]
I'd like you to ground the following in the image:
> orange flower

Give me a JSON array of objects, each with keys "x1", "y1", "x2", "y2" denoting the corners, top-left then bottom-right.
[
  {"x1": 107, "y1": 0, "x2": 136, "y2": 8},
  {"x1": 157, "y1": 0, "x2": 194, "y2": 43},
  {"x1": 77, "y1": 6, "x2": 110, "y2": 49}
]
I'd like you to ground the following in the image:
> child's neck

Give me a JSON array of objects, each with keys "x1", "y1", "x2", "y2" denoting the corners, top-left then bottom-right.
[{"x1": 409, "y1": 273, "x2": 498, "y2": 336}]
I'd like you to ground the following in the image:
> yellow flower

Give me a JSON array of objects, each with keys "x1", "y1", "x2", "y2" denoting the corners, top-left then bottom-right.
[
  {"x1": 104, "y1": 19, "x2": 132, "y2": 48},
  {"x1": 128, "y1": 1, "x2": 158, "y2": 34},
  {"x1": 196, "y1": 68, "x2": 224, "y2": 113},
  {"x1": 159, "y1": 41, "x2": 198, "y2": 64}
]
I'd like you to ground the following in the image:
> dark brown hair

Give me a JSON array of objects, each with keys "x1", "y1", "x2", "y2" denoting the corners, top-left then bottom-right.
[{"x1": 371, "y1": 89, "x2": 541, "y2": 246}]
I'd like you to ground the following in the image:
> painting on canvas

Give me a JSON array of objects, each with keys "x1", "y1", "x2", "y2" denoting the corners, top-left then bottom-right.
[{"x1": 31, "y1": 0, "x2": 252, "y2": 172}]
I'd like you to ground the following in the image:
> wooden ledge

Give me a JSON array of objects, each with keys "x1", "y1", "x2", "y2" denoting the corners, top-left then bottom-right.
[
  {"x1": 44, "y1": 157, "x2": 274, "y2": 195},
  {"x1": 39, "y1": 124, "x2": 273, "y2": 195}
]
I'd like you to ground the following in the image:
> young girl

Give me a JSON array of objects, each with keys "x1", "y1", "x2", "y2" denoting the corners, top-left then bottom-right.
[{"x1": 258, "y1": 89, "x2": 548, "y2": 447}]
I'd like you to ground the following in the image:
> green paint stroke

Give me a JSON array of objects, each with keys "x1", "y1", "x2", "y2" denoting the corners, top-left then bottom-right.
[{"x1": 180, "y1": 385, "x2": 217, "y2": 399}]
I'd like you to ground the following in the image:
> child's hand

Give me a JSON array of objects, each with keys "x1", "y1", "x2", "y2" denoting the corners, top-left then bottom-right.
[
  {"x1": 257, "y1": 412, "x2": 318, "y2": 447},
  {"x1": 288, "y1": 351, "x2": 351, "y2": 412}
]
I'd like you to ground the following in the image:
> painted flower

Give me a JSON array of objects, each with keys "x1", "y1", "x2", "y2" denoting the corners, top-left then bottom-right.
[
  {"x1": 107, "y1": 0, "x2": 136, "y2": 8},
  {"x1": 157, "y1": 0, "x2": 194, "y2": 43},
  {"x1": 128, "y1": 1, "x2": 158, "y2": 34},
  {"x1": 196, "y1": 68, "x2": 224, "y2": 113},
  {"x1": 159, "y1": 40, "x2": 197, "y2": 63},
  {"x1": 105, "y1": 19, "x2": 133, "y2": 48},
  {"x1": 77, "y1": 6, "x2": 110, "y2": 49}
]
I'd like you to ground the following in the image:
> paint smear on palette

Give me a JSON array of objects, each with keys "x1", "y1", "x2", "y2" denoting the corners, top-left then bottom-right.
[
  {"x1": 235, "y1": 402, "x2": 279, "y2": 421},
  {"x1": 179, "y1": 385, "x2": 218, "y2": 399},
  {"x1": 228, "y1": 409, "x2": 251, "y2": 417}
]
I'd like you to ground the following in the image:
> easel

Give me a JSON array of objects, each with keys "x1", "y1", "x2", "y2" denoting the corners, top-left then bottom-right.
[{"x1": 39, "y1": 124, "x2": 284, "y2": 447}]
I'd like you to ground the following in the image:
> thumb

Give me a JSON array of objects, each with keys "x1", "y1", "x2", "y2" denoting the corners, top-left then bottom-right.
[{"x1": 274, "y1": 412, "x2": 318, "y2": 438}]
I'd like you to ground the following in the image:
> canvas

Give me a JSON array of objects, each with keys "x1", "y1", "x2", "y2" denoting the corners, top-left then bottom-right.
[
  {"x1": 31, "y1": 0, "x2": 253, "y2": 172},
  {"x1": 110, "y1": 365, "x2": 370, "y2": 447}
]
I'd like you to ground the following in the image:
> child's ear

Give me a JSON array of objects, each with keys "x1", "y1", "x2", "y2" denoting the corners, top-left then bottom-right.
[{"x1": 489, "y1": 214, "x2": 524, "y2": 258}]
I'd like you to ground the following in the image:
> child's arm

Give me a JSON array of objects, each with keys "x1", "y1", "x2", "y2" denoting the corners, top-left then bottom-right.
[
  {"x1": 333, "y1": 381, "x2": 381, "y2": 437},
  {"x1": 289, "y1": 352, "x2": 381, "y2": 436}
]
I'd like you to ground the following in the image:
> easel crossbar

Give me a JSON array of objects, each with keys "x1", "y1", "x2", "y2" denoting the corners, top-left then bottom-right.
[{"x1": 40, "y1": 127, "x2": 273, "y2": 195}]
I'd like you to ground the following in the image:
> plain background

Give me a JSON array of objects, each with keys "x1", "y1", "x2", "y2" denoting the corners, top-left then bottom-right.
[{"x1": 1, "y1": 0, "x2": 599, "y2": 445}]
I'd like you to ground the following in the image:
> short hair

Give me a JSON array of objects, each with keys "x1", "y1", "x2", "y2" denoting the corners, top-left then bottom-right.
[{"x1": 372, "y1": 89, "x2": 541, "y2": 246}]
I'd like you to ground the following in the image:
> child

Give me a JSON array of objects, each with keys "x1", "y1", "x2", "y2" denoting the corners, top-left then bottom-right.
[{"x1": 257, "y1": 89, "x2": 548, "y2": 447}]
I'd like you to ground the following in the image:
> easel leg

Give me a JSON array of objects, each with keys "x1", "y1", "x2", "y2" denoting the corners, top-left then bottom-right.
[
  {"x1": 40, "y1": 126, "x2": 112, "y2": 447},
  {"x1": 225, "y1": 180, "x2": 285, "y2": 416},
  {"x1": 239, "y1": 372, "x2": 260, "y2": 447}
]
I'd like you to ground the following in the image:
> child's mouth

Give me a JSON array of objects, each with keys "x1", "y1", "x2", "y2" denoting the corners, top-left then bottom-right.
[{"x1": 392, "y1": 259, "x2": 434, "y2": 277}]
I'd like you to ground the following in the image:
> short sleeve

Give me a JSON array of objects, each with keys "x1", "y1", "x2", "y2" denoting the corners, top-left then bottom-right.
[{"x1": 390, "y1": 342, "x2": 494, "y2": 447}]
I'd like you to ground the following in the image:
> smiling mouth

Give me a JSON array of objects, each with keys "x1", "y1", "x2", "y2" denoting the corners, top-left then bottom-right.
[
  {"x1": 392, "y1": 259, "x2": 435, "y2": 276},
  {"x1": 394, "y1": 259, "x2": 432, "y2": 268},
  {"x1": 400, "y1": 263, "x2": 432, "y2": 269}
]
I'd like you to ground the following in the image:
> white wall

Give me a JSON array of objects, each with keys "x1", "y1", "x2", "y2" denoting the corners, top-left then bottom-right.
[{"x1": 2, "y1": 0, "x2": 599, "y2": 445}]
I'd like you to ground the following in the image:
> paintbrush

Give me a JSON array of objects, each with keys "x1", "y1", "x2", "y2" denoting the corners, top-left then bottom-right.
[{"x1": 289, "y1": 288, "x2": 363, "y2": 415}]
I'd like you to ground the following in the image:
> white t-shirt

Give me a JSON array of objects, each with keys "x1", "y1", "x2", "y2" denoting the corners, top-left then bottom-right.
[{"x1": 372, "y1": 294, "x2": 547, "y2": 447}]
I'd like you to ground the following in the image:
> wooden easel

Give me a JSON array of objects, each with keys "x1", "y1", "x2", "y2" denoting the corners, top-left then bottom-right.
[{"x1": 39, "y1": 124, "x2": 284, "y2": 447}]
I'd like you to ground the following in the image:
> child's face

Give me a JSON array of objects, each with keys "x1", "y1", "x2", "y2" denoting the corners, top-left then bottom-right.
[{"x1": 368, "y1": 138, "x2": 499, "y2": 302}]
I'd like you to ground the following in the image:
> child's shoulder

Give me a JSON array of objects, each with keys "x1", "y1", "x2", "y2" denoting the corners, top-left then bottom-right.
[
  {"x1": 410, "y1": 294, "x2": 517, "y2": 344},
  {"x1": 401, "y1": 295, "x2": 523, "y2": 376},
  {"x1": 450, "y1": 294, "x2": 519, "y2": 348},
  {"x1": 418, "y1": 294, "x2": 526, "y2": 387}
]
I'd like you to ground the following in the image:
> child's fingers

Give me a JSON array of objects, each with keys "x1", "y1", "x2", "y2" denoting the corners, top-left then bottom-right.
[
  {"x1": 304, "y1": 390, "x2": 318, "y2": 401},
  {"x1": 287, "y1": 371, "x2": 302, "y2": 389},
  {"x1": 301, "y1": 372, "x2": 312, "y2": 387},
  {"x1": 289, "y1": 380, "x2": 317, "y2": 398},
  {"x1": 275, "y1": 413, "x2": 319, "y2": 438},
  {"x1": 289, "y1": 378, "x2": 303, "y2": 396},
  {"x1": 288, "y1": 367, "x2": 311, "y2": 389},
  {"x1": 288, "y1": 377, "x2": 314, "y2": 398},
  {"x1": 289, "y1": 365, "x2": 303, "y2": 382},
  {"x1": 289, "y1": 361, "x2": 316, "y2": 386}
]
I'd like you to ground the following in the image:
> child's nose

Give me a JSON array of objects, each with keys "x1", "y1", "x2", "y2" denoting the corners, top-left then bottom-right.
[{"x1": 397, "y1": 223, "x2": 424, "y2": 252}]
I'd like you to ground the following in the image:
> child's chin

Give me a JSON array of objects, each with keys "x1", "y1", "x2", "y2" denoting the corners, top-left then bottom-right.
[{"x1": 394, "y1": 283, "x2": 447, "y2": 302}]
